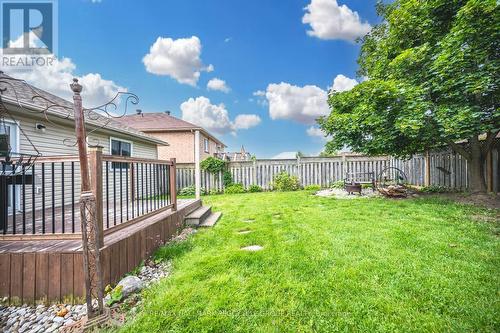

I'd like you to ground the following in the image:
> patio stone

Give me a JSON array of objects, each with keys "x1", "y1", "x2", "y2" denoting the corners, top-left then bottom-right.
[{"x1": 241, "y1": 245, "x2": 263, "y2": 251}]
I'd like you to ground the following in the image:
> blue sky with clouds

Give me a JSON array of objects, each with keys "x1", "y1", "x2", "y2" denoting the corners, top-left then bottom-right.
[{"x1": 8, "y1": 0, "x2": 380, "y2": 158}]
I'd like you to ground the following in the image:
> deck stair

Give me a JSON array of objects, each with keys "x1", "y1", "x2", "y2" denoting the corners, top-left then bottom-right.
[{"x1": 184, "y1": 205, "x2": 221, "y2": 227}]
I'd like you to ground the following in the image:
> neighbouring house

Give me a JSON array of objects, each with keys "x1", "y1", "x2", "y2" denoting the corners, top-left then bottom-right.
[
  {"x1": 0, "y1": 73, "x2": 205, "y2": 305},
  {"x1": 115, "y1": 111, "x2": 226, "y2": 164},
  {"x1": 220, "y1": 145, "x2": 252, "y2": 161}
]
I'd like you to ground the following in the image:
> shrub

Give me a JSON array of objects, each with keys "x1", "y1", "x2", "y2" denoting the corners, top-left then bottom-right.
[
  {"x1": 225, "y1": 183, "x2": 246, "y2": 194},
  {"x1": 223, "y1": 170, "x2": 233, "y2": 187},
  {"x1": 304, "y1": 184, "x2": 321, "y2": 191},
  {"x1": 200, "y1": 157, "x2": 226, "y2": 174},
  {"x1": 248, "y1": 184, "x2": 263, "y2": 193},
  {"x1": 420, "y1": 185, "x2": 451, "y2": 193},
  {"x1": 209, "y1": 189, "x2": 222, "y2": 196},
  {"x1": 330, "y1": 180, "x2": 344, "y2": 189},
  {"x1": 178, "y1": 185, "x2": 205, "y2": 196},
  {"x1": 272, "y1": 172, "x2": 300, "y2": 192}
]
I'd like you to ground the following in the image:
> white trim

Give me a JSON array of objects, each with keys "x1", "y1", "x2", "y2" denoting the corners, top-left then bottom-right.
[
  {"x1": 194, "y1": 130, "x2": 201, "y2": 199},
  {"x1": 2, "y1": 119, "x2": 21, "y2": 211}
]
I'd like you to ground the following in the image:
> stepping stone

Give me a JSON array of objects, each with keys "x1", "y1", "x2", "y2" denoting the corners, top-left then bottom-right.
[
  {"x1": 242, "y1": 218, "x2": 255, "y2": 223},
  {"x1": 241, "y1": 245, "x2": 263, "y2": 251}
]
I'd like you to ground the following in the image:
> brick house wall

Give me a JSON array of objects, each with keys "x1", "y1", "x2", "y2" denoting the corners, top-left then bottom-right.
[{"x1": 147, "y1": 131, "x2": 224, "y2": 163}]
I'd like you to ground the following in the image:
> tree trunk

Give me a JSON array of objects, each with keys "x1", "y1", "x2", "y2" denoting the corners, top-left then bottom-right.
[
  {"x1": 468, "y1": 153, "x2": 486, "y2": 193},
  {"x1": 448, "y1": 138, "x2": 488, "y2": 193},
  {"x1": 467, "y1": 140, "x2": 487, "y2": 193}
]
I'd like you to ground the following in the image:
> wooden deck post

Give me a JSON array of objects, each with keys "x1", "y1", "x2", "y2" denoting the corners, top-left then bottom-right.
[
  {"x1": 88, "y1": 146, "x2": 104, "y2": 248},
  {"x1": 170, "y1": 158, "x2": 177, "y2": 211},
  {"x1": 70, "y1": 78, "x2": 104, "y2": 320}
]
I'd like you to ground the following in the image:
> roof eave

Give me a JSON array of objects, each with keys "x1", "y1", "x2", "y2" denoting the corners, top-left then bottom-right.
[{"x1": 1, "y1": 96, "x2": 170, "y2": 146}]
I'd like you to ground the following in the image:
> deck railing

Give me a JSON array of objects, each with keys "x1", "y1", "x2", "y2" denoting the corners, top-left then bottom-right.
[{"x1": 0, "y1": 149, "x2": 177, "y2": 238}]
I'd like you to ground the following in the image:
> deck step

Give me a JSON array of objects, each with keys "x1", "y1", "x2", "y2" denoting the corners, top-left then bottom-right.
[
  {"x1": 199, "y1": 212, "x2": 222, "y2": 227},
  {"x1": 184, "y1": 205, "x2": 212, "y2": 226}
]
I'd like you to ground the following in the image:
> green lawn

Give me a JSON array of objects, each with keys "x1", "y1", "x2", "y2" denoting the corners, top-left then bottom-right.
[{"x1": 119, "y1": 191, "x2": 499, "y2": 332}]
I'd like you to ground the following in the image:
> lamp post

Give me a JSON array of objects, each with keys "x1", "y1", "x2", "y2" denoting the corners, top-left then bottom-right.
[{"x1": 70, "y1": 78, "x2": 105, "y2": 320}]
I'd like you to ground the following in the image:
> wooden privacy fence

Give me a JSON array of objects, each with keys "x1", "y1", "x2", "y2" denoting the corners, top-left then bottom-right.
[
  {"x1": 177, "y1": 155, "x2": 392, "y2": 191},
  {"x1": 176, "y1": 147, "x2": 499, "y2": 193}
]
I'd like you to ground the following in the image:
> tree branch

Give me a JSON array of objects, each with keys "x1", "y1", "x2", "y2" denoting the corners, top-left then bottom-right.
[{"x1": 446, "y1": 139, "x2": 471, "y2": 161}]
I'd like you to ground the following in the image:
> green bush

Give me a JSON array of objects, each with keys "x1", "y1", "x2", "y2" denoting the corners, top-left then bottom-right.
[
  {"x1": 178, "y1": 185, "x2": 205, "y2": 196},
  {"x1": 272, "y1": 172, "x2": 300, "y2": 192},
  {"x1": 200, "y1": 157, "x2": 226, "y2": 174},
  {"x1": 223, "y1": 170, "x2": 233, "y2": 187},
  {"x1": 209, "y1": 189, "x2": 222, "y2": 195},
  {"x1": 420, "y1": 185, "x2": 451, "y2": 193},
  {"x1": 330, "y1": 180, "x2": 344, "y2": 189},
  {"x1": 248, "y1": 184, "x2": 263, "y2": 193},
  {"x1": 224, "y1": 183, "x2": 246, "y2": 194},
  {"x1": 304, "y1": 184, "x2": 321, "y2": 191}
]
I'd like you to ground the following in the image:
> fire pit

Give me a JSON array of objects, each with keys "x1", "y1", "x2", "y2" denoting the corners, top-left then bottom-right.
[{"x1": 345, "y1": 182, "x2": 362, "y2": 195}]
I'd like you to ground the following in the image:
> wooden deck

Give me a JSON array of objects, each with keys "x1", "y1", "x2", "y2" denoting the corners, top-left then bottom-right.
[
  {"x1": 1, "y1": 198, "x2": 174, "y2": 236},
  {"x1": 0, "y1": 199, "x2": 201, "y2": 305}
]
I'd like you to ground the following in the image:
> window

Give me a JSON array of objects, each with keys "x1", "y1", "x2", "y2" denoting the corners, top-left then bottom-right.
[
  {"x1": 111, "y1": 138, "x2": 132, "y2": 169},
  {"x1": 204, "y1": 138, "x2": 209, "y2": 153}
]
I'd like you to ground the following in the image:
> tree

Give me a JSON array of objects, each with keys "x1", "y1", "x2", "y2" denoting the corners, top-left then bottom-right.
[{"x1": 319, "y1": 0, "x2": 499, "y2": 193}]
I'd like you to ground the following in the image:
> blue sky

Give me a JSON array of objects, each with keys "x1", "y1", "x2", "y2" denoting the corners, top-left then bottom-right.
[{"x1": 8, "y1": 0, "x2": 381, "y2": 158}]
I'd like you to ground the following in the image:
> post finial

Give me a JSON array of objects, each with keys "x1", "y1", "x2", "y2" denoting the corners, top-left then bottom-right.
[{"x1": 70, "y1": 78, "x2": 83, "y2": 94}]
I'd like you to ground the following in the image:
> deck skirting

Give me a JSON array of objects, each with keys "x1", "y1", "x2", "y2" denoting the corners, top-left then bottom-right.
[{"x1": 0, "y1": 199, "x2": 201, "y2": 305}]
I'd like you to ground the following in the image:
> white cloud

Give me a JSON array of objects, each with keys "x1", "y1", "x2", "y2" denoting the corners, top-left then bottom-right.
[
  {"x1": 302, "y1": 0, "x2": 371, "y2": 41},
  {"x1": 258, "y1": 82, "x2": 329, "y2": 124},
  {"x1": 207, "y1": 78, "x2": 230, "y2": 93},
  {"x1": 234, "y1": 114, "x2": 261, "y2": 129},
  {"x1": 143, "y1": 36, "x2": 213, "y2": 86},
  {"x1": 331, "y1": 74, "x2": 358, "y2": 92},
  {"x1": 306, "y1": 126, "x2": 325, "y2": 138},
  {"x1": 180, "y1": 96, "x2": 260, "y2": 135},
  {"x1": 272, "y1": 151, "x2": 299, "y2": 159},
  {"x1": 3, "y1": 56, "x2": 126, "y2": 108},
  {"x1": 224, "y1": 37, "x2": 232, "y2": 43}
]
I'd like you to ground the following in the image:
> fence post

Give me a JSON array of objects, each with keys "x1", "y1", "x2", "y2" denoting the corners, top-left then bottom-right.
[
  {"x1": 253, "y1": 159, "x2": 257, "y2": 186},
  {"x1": 424, "y1": 150, "x2": 431, "y2": 187},
  {"x1": 486, "y1": 151, "x2": 493, "y2": 192},
  {"x1": 296, "y1": 156, "x2": 301, "y2": 184},
  {"x1": 170, "y1": 158, "x2": 177, "y2": 211},
  {"x1": 88, "y1": 146, "x2": 104, "y2": 248}
]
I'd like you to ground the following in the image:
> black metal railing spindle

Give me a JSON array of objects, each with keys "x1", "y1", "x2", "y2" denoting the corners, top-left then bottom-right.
[
  {"x1": 106, "y1": 161, "x2": 109, "y2": 229},
  {"x1": 12, "y1": 172, "x2": 16, "y2": 234},
  {"x1": 125, "y1": 163, "x2": 129, "y2": 221},
  {"x1": 42, "y1": 163, "x2": 45, "y2": 234},
  {"x1": 120, "y1": 162, "x2": 123, "y2": 224},
  {"x1": 22, "y1": 165, "x2": 26, "y2": 234},
  {"x1": 71, "y1": 162, "x2": 75, "y2": 233},
  {"x1": 61, "y1": 162, "x2": 65, "y2": 233},
  {"x1": 113, "y1": 163, "x2": 117, "y2": 226},
  {"x1": 31, "y1": 164, "x2": 36, "y2": 234},
  {"x1": 136, "y1": 163, "x2": 139, "y2": 217},
  {"x1": 145, "y1": 163, "x2": 149, "y2": 213},
  {"x1": 51, "y1": 162, "x2": 55, "y2": 233}
]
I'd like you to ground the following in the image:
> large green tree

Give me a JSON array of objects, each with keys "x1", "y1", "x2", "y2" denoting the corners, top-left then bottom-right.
[{"x1": 319, "y1": 0, "x2": 499, "y2": 192}]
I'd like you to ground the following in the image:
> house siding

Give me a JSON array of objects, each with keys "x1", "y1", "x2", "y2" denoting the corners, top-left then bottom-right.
[
  {"x1": 14, "y1": 113, "x2": 158, "y2": 158},
  {"x1": 7, "y1": 111, "x2": 159, "y2": 215},
  {"x1": 199, "y1": 134, "x2": 220, "y2": 161}
]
